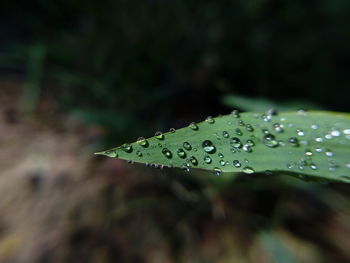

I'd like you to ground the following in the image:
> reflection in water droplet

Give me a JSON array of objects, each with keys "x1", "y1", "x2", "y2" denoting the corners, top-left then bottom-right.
[
  {"x1": 189, "y1": 156, "x2": 198, "y2": 166},
  {"x1": 137, "y1": 137, "x2": 149, "y2": 148},
  {"x1": 202, "y1": 140, "x2": 216, "y2": 154},
  {"x1": 233, "y1": 160, "x2": 241, "y2": 168},
  {"x1": 230, "y1": 137, "x2": 242, "y2": 148},
  {"x1": 246, "y1": 139, "x2": 255, "y2": 147},
  {"x1": 213, "y1": 167, "x2": 222, "y2": 176},
  {"x1": 243, "y1": 144, "x2": 252, "y2": 152},
  {"x1": 222, "y1": 131, "x2": 229, "y2": 138},
  {"x1": 183, "y1": 142, "x2": 192, "y2": 151},
  {"x1": 177, "y1": 148, "x2": 186, "y2": 158},
  {"x1": 273, "y1": 123, "x2": 284, "y2": 133},
  {"x1": 155, "y1": 131, "x2": 164, "y2": 140},
  {"x1": 162, "y1": 148, "x2": 172, "y2": 158},
  {"x1": 242, "y1": 166, "x2": 255, "y2": 174},
  {"x1": 121, "y1": 144, "x2": 133, "y2": 153},
  {"x1": 231, "y1": 110, "x2": 240, "y2": 118},
  {"x1": 263, "y1": 134, "x2": 279, "y2": 148},
  {"x1": 205, "y1": 116, "x2": 215, "y2": 124},
  {"x1": 296, "y1": 129, "x2": 305, "y2": 136},
  {"x1": 288, "y1": 137, "x2": 299, "y2": 147},
  {"x1": 204, "y1": 155, "x2": 212, "y2": 164},
  {"x1": 246, "y1": 124, "x2": 254, "y2": 132},
  {"x1": 218, "y1": 153, "x2": 224, "y2": 158},
  {"x1": 189, "y1": 122, "x2": 198, "y2": 130},
  {"x1": 220, "y1": 160, "x2": 226, "y2": 166},
  {"x1": 310, "y1": 163, "x2": 317, "y2": 170},
  {"x1": 136, "y1": 151, "x2": 143, "y2": 157}
]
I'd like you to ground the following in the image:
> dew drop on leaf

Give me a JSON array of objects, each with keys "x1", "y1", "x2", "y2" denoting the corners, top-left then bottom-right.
[
  {"x1": 246, "y1": 124, "x2": 254, "y2": 132},
  {"x1": 231, "y1": 110, "x2": 240, "y2": 118},
  {"x1": 218, "y1": 153, "x2": 224, "y2": 158},
  {"x1": 222, "y1": 131, "x2": 229, "y2": 138},
  {"x1": 136, "y1": 151, "x2": 143, "y2": 157},
  {"x1": 189, "y1": 122, "x2": 198, "y2": 130},
  {"x1": 243, "y1": 144, "x2": 253, "y2": 152},
  {"x1": 183, "y1": 142, "x2": 192, "y2": 151},
  {"x1": 202, "y1": 140, "x2": 216, "y2": 154},
  {"x1": 104, "y1": 150, "x2": 118, "y2": 158},
  {"x1": 205, "y1": 116, "x2": 215, "y2": 124},
  {"x1": 288, "y1": 137, "x2": 300, "y2": 147},
  {"x1": 137, "y1": 137, "x2": 149, "y2": 148},
  {"x1": 177, "y1": 148, "x2": 187, "y2": 158},
  {"x1": 242, "y1": 166, "x2": 255, "y2": 174},
  {"x1": 273, "y1": 123, "x2": 284, "y2": 133},
  {"x1": 213, "y1": 167, "x2": 222, "y2": 176},
  {"x1": 169, "y1": 128, "x2": 176, "y2": 133},
  {"x1": 204, "y1": 155, "x2": 212, "y2": 164},
  {"x1": 121, "y1": 144, "x2": 133, "y2": 153},
  {"x1": 155, "y1": 131, "x2": 164, "y2": 140},
  {"x1": 189, "y1": 156, "x2": 198, "y2": 166},
  {"x1": 235, "y1": 128, "x2": 243, "y2": 136},
  {"x1": 263, "y1": 134, "x2": 279, "y2": 148},
  {"x1": 233, "y1": 160, "x2": 241, "y2": 168},
  {"x1": 162, "y1": 148, "x2": 172, "y2": 158}
]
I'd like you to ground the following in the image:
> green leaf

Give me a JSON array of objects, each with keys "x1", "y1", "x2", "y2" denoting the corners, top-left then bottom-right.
[{"x1": 96, "y1": 111, "x2": 350, "y2": 183}]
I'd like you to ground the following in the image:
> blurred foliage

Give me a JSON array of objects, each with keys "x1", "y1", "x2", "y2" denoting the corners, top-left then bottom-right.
[{"x1": 1, "y1": 0, "x2": 350, "y2": 145}]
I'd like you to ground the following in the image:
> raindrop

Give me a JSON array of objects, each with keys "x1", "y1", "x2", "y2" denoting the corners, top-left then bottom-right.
[
  {"x1": 121, "y1": 144, "x2": 133, "y2": 153},
  {"x1": 162, "y1": 148, "x2": 172, "y2": 158},
  {"x1": 346, "y1": 163, "x2": 350, "y2": 169},
  {"x1": 315, "y1": 137, "x2": 323, "y2": 142},
  {"x1": 267, "y1": 108, "x2": 278, "y2": 116},
  {"x1": 296, "y1": 129, "x2": 305, "y2": 136},
  {"x1": 310, "y1": 163, "x2": 318, "y2": 170},
  {"x1": 238, "y1": 120, "x2": 245, "y2": 126},
  {"x1": 137, "y1": 137, "x2": 149, "y2": 148},
  {"x1": 177, "y1": 148, "x2": 187, "y2": 158},
  {"x1": 202, "y1": 140, "x2": 216, "y2": 154},
  {"x1": 273, "y1": 123, "x2": 284, "y2": 133},
  {"x1": 205, "y1": 116, "x2": 215, "y2": 124},
  {"x1": 325, "y1": 149, "x2": 334, "y2": 157},
  {"x1": 325, "y1": 134, "x2": 333, "y2": 139},
  {"x1": 233, "y1": 160, "x2": 241, "y2": 168},
  {"x1": 204, "y1": 155, "x2": 212, "y2": 164},
  {"x1": 183, "y1": 142, "x2": 192, "y2": 151},
  {"x1": 263, "y1": 134, "x2": 279, "y2": 148},
  {"x1": 189, "y1": 156, "x2": 198, "y2": 166},
  {"x1": 262, "y1": 114, "x2": 272, "y2": 122},
  {"x1": 343, "y1": 129, "x2": 350, "y2": 135},
  {"x1": 213, "y1": 167, "x2": 222, "y2": 176},
  {"x1": 246, "y1": 139, "x2": 255, "y2": 147},
  {"x1": 311, "y1": 124, "x2": 318, "y2": 130},
  {"x1": 218, "y1": 153, "x2": 224, "y2": 158},
  {"x1": 242, "y1": 166, "x2": 255, "y2": 174},
  {"x1": 315, "y1": 147, "x2": 323, "y2": 152},
  {"x1": 287, "y1": 163, "x2": 293, "y2": 169},
  {"x1": 230, "y1": 137, "x2": 242, "y2": 148},
  {"x1": 220, "y1": 160, "x2": 226, "y2": 166},
  {"x1": 189, "y1": 122, "x2": 198, "y2": 130},
  {"x1": 288, "y1": 137, "x2": 300, "y2": 147},
  {"x1": 169, "y1": 128, "x2": 176, "y2": 133},
  {"x1": 231, "y1": 110, "x2": 240, "y2": 118},
  {"x1": 182, "y1": 163, "x2": 190, "y2": 173},
  {"x1": 222, "y1": 131, "x2": 230, "y2": 138},
  {"x1": 246, "y1": 124, "x2": 254, "y2": 132},
  {"x1": 331, "y1": 130, "x2": 341, "y2": 137},
  {"x1": 243, "y1": 144, "x2": 252, "y2": 152},
  {"x1": 305, "y1": 149, "x2": 313, "y2": 156},
  {"x1": 155, "y1": 131, "x2": 164, "y2": 140},
  {"x1": 136, "y1": 151, "x2": 143, "y2": 157},
  {"x1": 235, "y1": 128, "x2": 243, "y2": 136},
  {"x1": 104, "y1": 150, "x2": 118, "y2": 158}
]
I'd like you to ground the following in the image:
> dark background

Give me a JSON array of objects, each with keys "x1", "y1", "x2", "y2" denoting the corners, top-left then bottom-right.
[{"x1": 0, "y1": 1, "x2": 349, "y2": 262}]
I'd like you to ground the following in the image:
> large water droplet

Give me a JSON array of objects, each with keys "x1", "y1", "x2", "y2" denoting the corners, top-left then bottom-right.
[
  {"x1": 288, "y1": 137, "x2": 300, "y2": 147},
  {"x1": 242, "y1": 166, "x2": 255, "y2": 174},
  {"x1": 121, "y1": 144, "x2": 133, "y2": 153},
  {"x1": 189, "y1": 122, "x2": 198, "y2": 130},
  {"x1": 162, "y1": 148, "x2": 172, "y2": 158},
  {"x1": 137, "y1": 137, "x2": 149, "y2": 148},
  {"x1": 263, "y1": 134, "x2": 279, "y2": 148},
  {"x1": 204, "y1": 155, "x2": 212, "y2": 164},
  {"x1": 177, "y1": 148, "x2": 187, "y2": 158},
  {"x1": 183, "y1": 142, "x2": 192, "y2": 151},
  {"x1": 202, "y1": 140, "x2": 216, "y2": 154},
  {"x1": 155, "y1": 131, "x2": 164, "y2": 140},
  {"x1": 205, "y1": 116, "x2": 215, "y2": 124},
  {"x1": 213, "y1": 167, "x2": 222, "y2": 176},
  {"x1": 230, "y1": 137, "x2": 242, "y2": 148}
]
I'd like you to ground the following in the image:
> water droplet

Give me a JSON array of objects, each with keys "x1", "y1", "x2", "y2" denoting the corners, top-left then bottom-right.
[
  {"x1": 246, "y1": 124, "x2": 254, "y2": 132},
  {"x1": 104, "y1": 150, "x2": 118, "y2": 158},
  {"x1": 296, "y1": 129, "x2": 305, "y2": 136},
  {"x1": 267, "y1": 108, "x2": 278, "y2": 116},
  {"x1": 121, "y1": 144, "x2": 133, "y2": 153},
  {"x1": 287, "y1": 163, "x2": 293, "y2": 169},
  {"x1": 230, "y1": 137, "x2": 242, "y2": 148},
  {"x1": 204, "y1": 155, "x2": 212, "y2": 164},
  {"x1": 311, "y1": 124, "x2": 318, "y2": 130},
  {"x1": 261, "y1": 128, "x2": 270, "y2": 134},
  {"x1": 315, "y1": 137, "x2": 323, "y2": 142},
  {"x1": 182, "y1": 163, "x2": 190, "y2": 173},
  {"x1": 243, "y1": 144, "x2": 252, "y2": 152},
  {"x1": 325, "y1": 133, "x2": 333, "y2": 139},
  {"x1": 233, "y1": 160, "x2": 241, "y2": 168},
  {"x1": 202, "y1": 140, "x2": 216, "y2": 154},
  {"x1": 235, "y1": 128, "x2": 243, "y2": 136},
  {"x1": 305, "y1": 149, "x2": 313, "y2": 156},
  {"x1": 155, "y1": 131, "x2": 164, "y2": 140},
  {"x1": 246, "y1": 139, "x2": 255, "y2": 147},
  {"x1": 169, "y1": 128, "x2": 176, "y2": 133},
  {"x1": 222, "y1": 131, "x2": 230, "y2": 138},
  {"x1": 137, "y1": 137, "x2": 149, "y2": 148},
  {"x1": 218, "y1": 153, "x2": 224, "y2": 158},
  {"x1": 343, "y1": 129, "x2": 350, "y2": 135},
  {"x1": 310, "y1": 163, "x2": 317, "y2": 170},
  {"x1": 315, "y1": 147, "x2": 323, "y2": 152},
  {"x1": 346, "y1": 163, "x2": 350, "y2": 169},
  {"x1": 189, "y1": 122, "x2": 198, "y2": 130},
  {"x1": 177, "y1": 148, "x2": 187, "y2": 158},
  {"x1": 205, "y1": 116, "x2": 215, "y2": 124},
  {"x1": 331, "y1": 130, "x2": 341, "y2": 137},
  {"x1": 136, "y1": 151, "x2": 143, "y2": 157},
  {"x1": 220, "y1": 160, "x2": 226, "y2": 166},
  {"x1": 162, "y1": 148, "x2": 172, "y2": 158},
  {"x1": 263, "y1": 134, "x2": 279, "y2": 148},
  {"x1": 242, "y1": 166, "x2": 255, "y2": 174},
  {"x1": 262, "y1": 114, "x2": 272, "y2": 122},
  {"x1": 231, "y1": 110, "x2": 240, "y2": 118},
  {"x1": 238, "y1": 120, "x2": 245, "y2": 126},
  {"x1": 288, "y1": 137, "x2": 300, "y2": 147},
  {"x1": 273, "y1": 123, "x2": 284, "y2": 133},
  {"x1": 183, "y1": 142, "x2": 192, "y2": 151},
  {"x1": 213, "y1": 167, "x2": 222, "y2": 176},
  {"x1": 325, "y1": 149, "x2": 334, "y2": 157},
  {"x1": 127, "y1": 160, "x2": 134, "y2": 164},
  {"x1": 189, "y1": 156, "x2": 198, "y2": 166}
]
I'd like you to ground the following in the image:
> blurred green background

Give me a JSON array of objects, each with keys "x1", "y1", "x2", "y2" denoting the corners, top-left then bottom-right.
[{"x1": 0, "y1": 1, "x2": 349, "y2": 262}]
